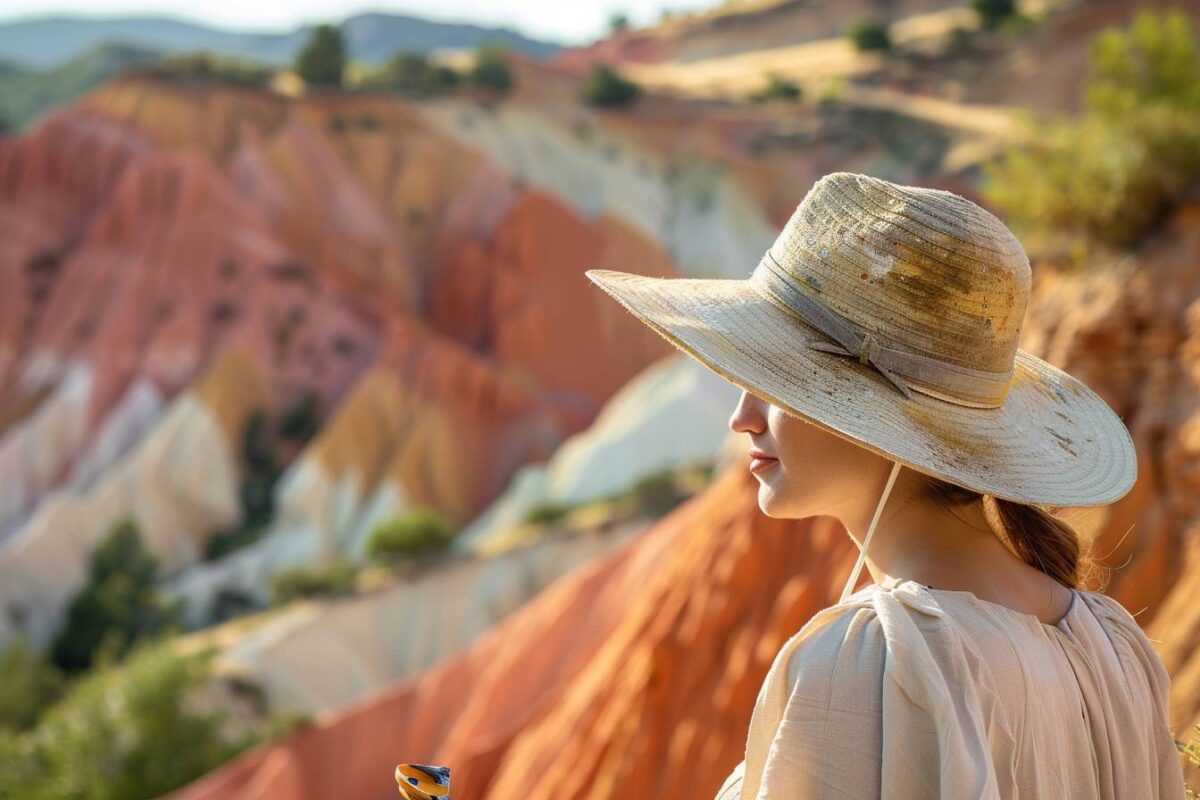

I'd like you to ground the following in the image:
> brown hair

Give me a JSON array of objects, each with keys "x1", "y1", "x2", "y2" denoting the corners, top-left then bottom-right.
[{"x1": 914, "y1": 473, "x2": 1099, "y2": 590}]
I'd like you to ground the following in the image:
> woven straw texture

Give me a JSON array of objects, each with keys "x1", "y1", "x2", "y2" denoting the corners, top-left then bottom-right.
[{"x1": 584, "y1": 172, "x2": 1136, "y2": 507}]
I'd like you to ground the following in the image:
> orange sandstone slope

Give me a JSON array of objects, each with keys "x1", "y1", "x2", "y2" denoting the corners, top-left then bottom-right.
[
  {"x1": 168, "y1": 467, "x2": 856, "y2": 800},
  {"x1": 431, "y1": 188, "x2": 678, "y2": 425}
]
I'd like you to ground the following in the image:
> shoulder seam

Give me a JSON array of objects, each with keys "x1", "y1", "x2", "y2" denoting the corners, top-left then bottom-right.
[{"x1": 1081, "y1": 590, "x2": 1143, "y2": 627}]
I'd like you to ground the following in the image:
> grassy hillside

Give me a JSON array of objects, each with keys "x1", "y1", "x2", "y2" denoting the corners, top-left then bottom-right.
[{"x1": 0, "y1": 43, "x2": 161, "y2": 131}]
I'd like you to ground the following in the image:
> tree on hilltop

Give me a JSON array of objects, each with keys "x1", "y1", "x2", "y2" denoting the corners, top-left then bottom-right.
[{"x1": 296, "y1": 24, "x2": 346, "y2": 87}]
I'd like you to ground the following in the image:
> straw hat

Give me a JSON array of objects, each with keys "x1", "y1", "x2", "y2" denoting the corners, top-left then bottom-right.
[{"x1": 585, "y1": 172, "x2": 1135, "y2": 596}]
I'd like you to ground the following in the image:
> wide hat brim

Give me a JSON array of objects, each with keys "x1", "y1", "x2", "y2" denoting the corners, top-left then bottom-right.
[{"x1": 585, "y1": 268, "x2": 1136, "y2": 508}]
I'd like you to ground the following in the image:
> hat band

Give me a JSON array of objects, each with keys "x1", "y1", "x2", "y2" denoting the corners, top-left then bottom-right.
[{"x1": 750, "y1": 251, "x2": 1013, "y2": 408}]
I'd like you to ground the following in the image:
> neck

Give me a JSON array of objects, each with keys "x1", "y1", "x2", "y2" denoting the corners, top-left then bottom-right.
[{"x1": 842, "y1": 468, "x2": 1031, "y2": 595}]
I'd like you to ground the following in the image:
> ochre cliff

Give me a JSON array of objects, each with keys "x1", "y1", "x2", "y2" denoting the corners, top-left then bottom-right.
[{"x1": 168, "y1": 467, "x2": 856, "y2": 800}]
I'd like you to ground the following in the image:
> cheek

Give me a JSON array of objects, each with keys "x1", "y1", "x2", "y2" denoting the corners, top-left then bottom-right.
[
  {"x1": 774, "y1": 415, "x2": 847, "y2": 481},
  {"x1": 772, "y1": 414, "x2": 817, "y2": 471}
]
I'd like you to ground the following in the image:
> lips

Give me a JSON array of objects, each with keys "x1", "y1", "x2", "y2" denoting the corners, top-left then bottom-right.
[{"x1": 748, "y1": 448, "x2": 778, "y2": 472}]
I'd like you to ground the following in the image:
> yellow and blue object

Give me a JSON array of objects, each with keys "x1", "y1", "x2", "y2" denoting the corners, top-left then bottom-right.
[{"x1": 395, "y1": 763, "x2": 450, "y2": 799}]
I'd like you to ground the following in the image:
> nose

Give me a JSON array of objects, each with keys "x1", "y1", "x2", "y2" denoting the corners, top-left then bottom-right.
[{"x1": 729, "y1": 389, "x2": 768, "y2": 434}]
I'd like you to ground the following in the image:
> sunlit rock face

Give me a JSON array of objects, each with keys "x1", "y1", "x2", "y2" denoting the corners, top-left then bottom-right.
[
  {"x1": 418, "y1": 100, "x2": 778, "y2": 282},
  {"x1": 550, "y1": 0, "x2": 963, "y2": 69},
  {"x1": 193, "y1": 521, "x2": 647, "y2": 716},
  {"x1": 166, "y1": 466, "x2": 856, "y2": 800},
  {"x1": 0, "y1": 352, "x2": 268, "y2": 651},
  {"x1": 456, "y1": 354, "x2": 740, "y2": 555},
  {"x1": 161, "y1": 324, "x2": 566, "y2": 628}
]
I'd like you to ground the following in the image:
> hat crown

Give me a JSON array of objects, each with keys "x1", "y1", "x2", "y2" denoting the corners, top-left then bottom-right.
[{"x1": 764, "y1": 172, "x2": 1031, "y2": 381}]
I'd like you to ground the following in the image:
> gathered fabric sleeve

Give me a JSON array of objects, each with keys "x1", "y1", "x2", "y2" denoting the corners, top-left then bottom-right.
[
  {"x1": 714, "y1": 759, "x2": 745, "y2": 800},
  {"x1": 1083, "y1": 592, "x2": 1189, "y2": 798},
  {"x1": 747, "y1": 589, "x2": 1001, "y2": 799},
  {"x1": 753, "y1": 605, "x2": 885, "y2": 798}
]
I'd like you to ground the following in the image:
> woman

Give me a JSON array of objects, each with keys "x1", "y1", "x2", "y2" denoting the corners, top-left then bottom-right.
[{"x1": 585, "y1": 172, "x2": 1188, "y2": 798}]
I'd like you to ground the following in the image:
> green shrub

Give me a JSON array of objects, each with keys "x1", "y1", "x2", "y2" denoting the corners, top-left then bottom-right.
[
  {"x1": 584, "y1": 64, "x2": 642, "y2": 107},
  {"x1": 159, "y1": 51, "x2": 273, "y2": 86},
  {"x1": 945, "y1": 26, "x2": 976, "y2": 57},
  {"x1": 982, "y1": 9, "x2": 1200, "y2": 251},
  {"x1": 296, "y1": 23, "x2": 346, "y2": 87},
  {"x1": 970, "y1": 0, "x2": 1017, "y2": 32},
  {"x1": 365, "y1": 51, "x2": 459, "y2": 96},
  {"x1": 997, "y1": 12, "x2": 1039, "y2": 35},
  {"x1": 279, "y1": 390, "x2": 320, "y2": 442},
  {"x1": 0, "y1": 635, "x2": 64, "y2": 731},
  {"x1": 269, "y1": 560, "x2": 358, "y2": 605},
  {"x1": 0, "y1": 638, "x2": 304, "y2": 799},
  {"x1": 846, "y1": 17, "x2": 892, "y2": 52},
  {"x1": 204, "y1": 406, "x2": 283, "y2": 562},
  {"x1": 469, "y1": 43, "x2": 514, "y2": 93},
  {"x1": 207, "y1": 393, "x2": 319, "y2": 564},
  {"x1": 364, "y1": 508, "x2": 456, "y2": 563},
  {"x1": 630, "y1": 469, "x2": 688, "y2": 517},
  {"x1": 50, "y1": 519, "x2": 183, "y2": 674},
  {"x1": 750, "y1": 73, "x2": 802, "y2": 103},
  {"x1": 818, "y1": 75, "x2": 847, "y2": 105},
  {"x1": 1174, "y1": 721, "x2": 1200, "y2": 797},
  {"x1": 1085, "y1": 9, "x2": 1200, "y2": 118},
  {"x1": 522, "y1": 500, "x2": 575, "y2": 526}
]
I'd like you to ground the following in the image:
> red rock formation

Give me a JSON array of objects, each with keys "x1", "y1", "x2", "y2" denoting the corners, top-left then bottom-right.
[
  {"x1": 167, "y1": 466, "x2": 856, "y2": 800},
  {"x1": 1, "y1": 75, "x2": 687, "y2": 541},
  {"x1": 30, "y1": 148, "x2": 375, "y2": 424},
  {"x1": 431, "y1": 188, "x2": 679, "y2": 435},
  {"x1": 310, "y1": 313, "x2": 562, "y2": 529},
  {"x1": 0, "y1": 107, "x2": 153, "y2": 387},
  {"x1": 550, "y1": 30, "x2": 670, "y2": 70}
]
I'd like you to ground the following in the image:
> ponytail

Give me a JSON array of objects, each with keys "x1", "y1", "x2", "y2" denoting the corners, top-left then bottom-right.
[
  {"x1": 916, "y1": 474, "x2": 1097, "y2": 590},
  {"x1": 989, "y1": 496, "x2": 1081, "y2": 588}
]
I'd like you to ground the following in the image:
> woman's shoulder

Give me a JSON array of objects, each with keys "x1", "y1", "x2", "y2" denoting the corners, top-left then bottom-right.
[
  {"x1": 1075, "y1": 589, "x2": 1172, "y2": 693},
  {"x1": 780, "y1": 582, "x2": 1174, "y2": 703},
  {"x1": 780, "y1": 580, "x2": 950, "y2": 701},
  {"x1": 737, "y1": 583, "x2": 965, "y2": 799},
  {"x1": 1076, "y1": 587, "x2": 1152, "y2": 635}
]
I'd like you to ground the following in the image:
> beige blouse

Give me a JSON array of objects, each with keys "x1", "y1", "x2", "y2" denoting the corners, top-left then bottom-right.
[{"x1": 715, "y1": 575, "x2": 1188, "y2": 799}]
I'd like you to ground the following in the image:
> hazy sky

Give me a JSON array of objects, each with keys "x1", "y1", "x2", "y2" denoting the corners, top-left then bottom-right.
[{"x1": 0, "y1": 1, "x2": 718, "y2": 45}]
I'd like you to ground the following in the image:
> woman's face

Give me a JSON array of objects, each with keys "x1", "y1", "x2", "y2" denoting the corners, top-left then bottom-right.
[{"x1": 728, "y1": 388, "x2": 890, "y2": 520}]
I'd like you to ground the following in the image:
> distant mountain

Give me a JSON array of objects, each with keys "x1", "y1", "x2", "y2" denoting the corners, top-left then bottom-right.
[
  {"x1": 339, "y1": 12, "x2": 562, "y2": 63},
  {"x1": 0, "y1": 59, "x2": 23, "y2": 80},
  {"x1": 0, "y1": 12, "x2": 563, "y2": 70}
]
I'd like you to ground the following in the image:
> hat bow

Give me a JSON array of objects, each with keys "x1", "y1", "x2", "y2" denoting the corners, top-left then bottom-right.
[{"x1": 805, "y1": 328, "x2": 915, "y2": 400}]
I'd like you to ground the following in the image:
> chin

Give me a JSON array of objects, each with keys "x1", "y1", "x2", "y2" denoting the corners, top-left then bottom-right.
[
  {"x1": 756, "y1": 488, "x2": 783, "y2": 518},
  {"x1": 757, "y1": 483, "x2": 809, "y2": 520}
]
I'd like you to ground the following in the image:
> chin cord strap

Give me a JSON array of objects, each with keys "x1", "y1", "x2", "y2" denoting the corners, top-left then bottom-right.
[{"x1": 839, "y1": 461, "x2": 903, "y2": 604}]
